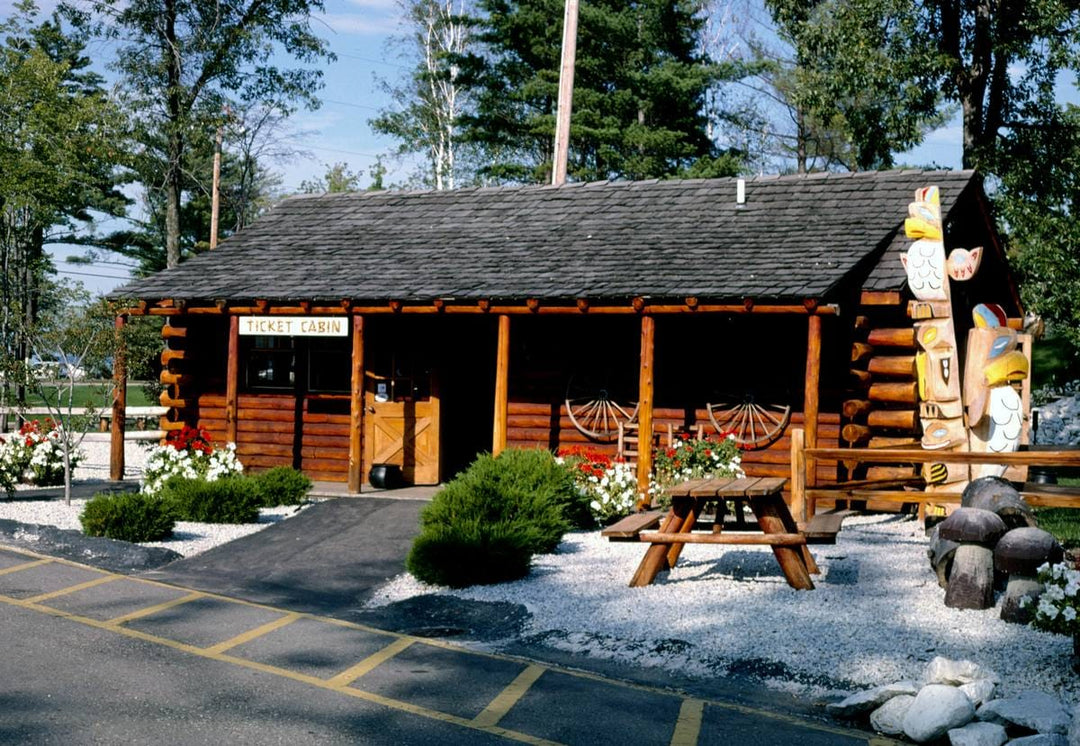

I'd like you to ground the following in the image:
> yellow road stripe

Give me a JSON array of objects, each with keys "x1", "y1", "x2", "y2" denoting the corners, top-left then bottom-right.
[
  {"x1": 0, "y1": 558, "x2": 52, "y2": 576},
  {"x1": 670, "y1": 698, "x2": 704, "y2": 746},
  {"x1": 25, "y1": 574, "x2": 120, "y2": 603},
  {"x1": 325, "y1": 637, "x2": 414, "y2": 687},
  {"x1": 1, "y1": 594, "x2": 560, "y2": 745},
  {"x1": 0, "y1": 545, "x2": 889, "y2": 744},
  {"x1": 204, "y1": 612, "x2": 301, "y2": 655},
  {"x1": 105, "y1": 591, "x2": 203, "y2": 625},
  {"x1": 472, "y1": 664, "x2": 546, "y2": 728}
]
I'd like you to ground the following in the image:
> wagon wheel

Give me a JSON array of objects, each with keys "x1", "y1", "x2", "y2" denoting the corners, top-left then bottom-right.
[
  {"x1": 565, "y1": 380, "x2": 638, "y2": 442},
  {"x1": 707, "y1": 397, "x2": 791, "y2": 450}
]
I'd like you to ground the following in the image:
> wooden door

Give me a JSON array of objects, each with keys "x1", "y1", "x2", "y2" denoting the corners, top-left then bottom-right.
[{"x1": 363, "y1": 382, "x2": 441, "y2": 485}]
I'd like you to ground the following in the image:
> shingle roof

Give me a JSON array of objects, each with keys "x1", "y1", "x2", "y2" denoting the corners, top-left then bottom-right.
[{"x1": 114, "y1": 169, "x2": 980, "y2": 304}]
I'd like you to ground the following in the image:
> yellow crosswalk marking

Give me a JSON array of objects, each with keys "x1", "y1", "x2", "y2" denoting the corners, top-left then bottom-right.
[
  {"x1": 0, "y1": 558, "x2": 52, "y2": 576},
  {"x1": 105, "y1": 591, "x2": 202, "y2": 625},
  {"x1": 25, "y1": 574, "x2": 120, "y2": 603},
  {"x1": 670, "y1": 698, "x2": 704, "y2": 746},
  {"x1": 472, "y1": 664, "x2": 546, "y2": 728},
  {"x1": 325, "y1": 637, "x2": 414, "y2": 687},
  {"x1": 204, "y1": 612, "x2": 301, "y2": 654}
]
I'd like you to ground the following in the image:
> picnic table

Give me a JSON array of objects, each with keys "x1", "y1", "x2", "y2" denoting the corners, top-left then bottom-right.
[{"x1": 629, "y1": 476, "x2": 819, "y2": 590}]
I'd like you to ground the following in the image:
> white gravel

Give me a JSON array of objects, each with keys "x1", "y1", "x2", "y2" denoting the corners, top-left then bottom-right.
[
  {"x1": 5, "y1": 436, "x2": 1075, "y2": 705},
  {"x1": 2, "y1": 435, "x2": 308, "y2": 558},
  {"x1": 365, "y1": 514, "x2": 1078, "y2": 704}
]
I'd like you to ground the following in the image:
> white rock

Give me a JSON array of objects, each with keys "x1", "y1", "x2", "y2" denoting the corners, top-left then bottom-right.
[
  {"x1": 948, "y1": 721, "x2": 1007, "y2": 746},
  {"x1": 828, "y1": 681, "x2": 920, "y2": 718},
  {"x1": 1069, "y1": 702, "x2": 1080, "y2": 746},
  {"x1": 904, "y1": 684, "x2": 977, "y2": 743},
  {"x1": 1008, "y1": 735, "x2": 1069, "y2": 746},
  {"x1": 960, "y1": 680, "x2": 997, "y2": 707},
  {"x1": 871, "y1": 694, "x2": 915, "y2": 736},
  {"x1": 925, "y1": 656, "x2": 999, "y2": 686},
  {"x1": 977, "y1": 691, "x2": 1071, "y2": 735}
]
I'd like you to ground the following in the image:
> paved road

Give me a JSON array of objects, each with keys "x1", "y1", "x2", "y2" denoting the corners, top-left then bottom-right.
[{"x1": 0, "y1": 544, "x2": 896, "y2": 745}]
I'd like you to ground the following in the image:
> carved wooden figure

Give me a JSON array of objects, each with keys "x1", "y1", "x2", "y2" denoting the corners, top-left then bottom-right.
[
  {"x1": 915, "y1": 319, "x2": 961, "y2": 403},
  {"x1": 964, "y1": 327, "x2": 1018, "y2": 427},
  {"x1": 901, "y1": 240, "x2": 948, "y2": 301},
  {"x1": 946, "y1": 247, "x2": 983, "y2": 281}
]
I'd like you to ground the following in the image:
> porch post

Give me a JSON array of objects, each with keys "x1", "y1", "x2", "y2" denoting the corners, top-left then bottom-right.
[
  {"x1": 493, "y1": 314, "x2": 510, "y2": 456},
  {"x1": 804, "y1": 312, "x2": 822, "y2": 514},
  {"x1": 636, "y1": 314, "x2": 655, "y2": 505},
  {"x1": 348, "y1": 314, "x2": 365, "y2": 493},
  {"x1": 109, "y1": 315, "x2": 127, "y2": 481},
  {"x1": 225, "y1": 315, "x2": 239, "y2": 444}
]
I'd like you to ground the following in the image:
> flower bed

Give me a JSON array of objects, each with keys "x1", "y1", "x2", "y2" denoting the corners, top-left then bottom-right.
[
  {"x1": 141, "y1": 425, "x2": 243, "y2": 495},
  {"x1": 0, "y1": 419, "x2": 83, "y2": 492}
]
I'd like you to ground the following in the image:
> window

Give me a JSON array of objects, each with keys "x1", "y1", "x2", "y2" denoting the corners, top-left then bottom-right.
[{"x1": 242, "y1": 336, "x2": 351, "y2": 393}]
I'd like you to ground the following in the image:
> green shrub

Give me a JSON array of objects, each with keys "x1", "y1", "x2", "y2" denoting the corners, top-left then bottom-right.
[
  {"x1": 80, "y1": 491, "x2": 176, "y2": 542},
  {"x1": 407, "y1": 521, "x2": 537, "y2": 588},
  {"x1": 406, "y1": 449, "x2": 574, "y2": 588},
  {"x1": 160, "y1": 476, "x2": 261, "y2": 524},
  {"x1": 252, "y1": 467, "x2": 312, "y2": 506}
]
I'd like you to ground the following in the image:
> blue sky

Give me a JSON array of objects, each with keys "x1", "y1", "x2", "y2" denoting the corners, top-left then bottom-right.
[{"x1": 3, "y1": 0, "x2": 967, "y2": 295}]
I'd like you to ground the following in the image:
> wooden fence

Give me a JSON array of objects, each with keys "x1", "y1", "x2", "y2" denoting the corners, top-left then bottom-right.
[{"x1": 787, "y1": 427, "x2": 1080, "y2": 523}]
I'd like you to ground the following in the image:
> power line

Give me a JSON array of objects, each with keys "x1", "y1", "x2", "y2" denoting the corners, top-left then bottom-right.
[
  {"x1": 57, "y1": 268, "x2": 132, "y2": 281},
  {"x1": 323, "y1": 98, "x2": 383, "y2": 112},
  {"x1": 336, "y1": 52, "x2": 410, "y2": 71}
]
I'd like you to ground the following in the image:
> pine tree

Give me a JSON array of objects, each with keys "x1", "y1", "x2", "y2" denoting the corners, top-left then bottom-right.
[{"x1": 458, "y1": 0, "x2": 743, "y2": 183}]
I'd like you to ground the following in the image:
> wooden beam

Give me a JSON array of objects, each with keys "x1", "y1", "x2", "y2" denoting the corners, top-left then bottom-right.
[
  {"x1": 348, "y1": 315, "x2": 365, "y2": 493},
  {"x1": 805, "y1": 447, "x2": 1080, "y2": 467},
  {"x1": 493, "y1": 314, "x2": 511, "y2": 456},
  {"x1": 225, "y1": 316, "x2": 239, "y2": 444},
  {"x1": 636, "y1": 315, "x2": 656, "y2": 503},
  {"x1": 804, "y1": 314, "x2": 822, "y2": 489},
  {"x1": 110, "y1": 315, "x2": 127, "y2": 481},
  {"x1": 789, "y1": 427, "x2": 807, "y2": 522},
  {"x1": 860, "y1": 290, "x2": 903, "y2": 306},
  {"x1": 867, "y1": 327, "x2": 916, "y2": 348},
  {"x1": 120, "y1": 301, "x2": 844, "y2": 317}
]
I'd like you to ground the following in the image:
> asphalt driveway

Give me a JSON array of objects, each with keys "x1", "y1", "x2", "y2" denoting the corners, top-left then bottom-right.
[{"x1": 144, "y1": 496, "x2": 428, "y2": 617}]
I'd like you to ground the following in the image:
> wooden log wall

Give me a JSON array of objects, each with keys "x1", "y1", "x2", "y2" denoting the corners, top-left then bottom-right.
[
  {"x1": 197, "y1": 393, "x2": 351, "y2": 482},
  {"x1": 505, "y1": 401, "x2": 841, "y2": 483},
  {"x1": 842, "y1": 294, "x2": 922, "y2": 483},
  {"x1": 159, "y1": 319, "x2": 194, "y2": 432}
]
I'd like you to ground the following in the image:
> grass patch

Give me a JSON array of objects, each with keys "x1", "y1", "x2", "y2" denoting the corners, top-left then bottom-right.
[
  {"x1": 18, "y1": 382, "x2": 155, "y2": 409},
  {"x1": 1036, "y1": 507, "x2": 1080, "y2": 549}
]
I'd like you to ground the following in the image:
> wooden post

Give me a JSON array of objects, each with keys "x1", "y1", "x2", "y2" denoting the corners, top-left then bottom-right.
[
  {"x1": 493, "y1": 314, "x2": 510, "y2": 456},
  {"x1": 225, "y1": 315, "x2": 239, "y2": 444},
  {"x1": 636, "y1": 315, "x2": 655, "y2": 504},
  {"x1": 790, "y1": 427, "x2": 806, "y2": 524},
  {"x1": 804, "y1": 313, "x2": 822, "y2": 512},
  {"x1": 348, "y1": 314, "x2": 365, "y2": 493},
  {"x1": 551, "y1": 0, "x2": 579, "y2": 185},
  {"x1": 209, "y1": 123, "x2": 223, "y2": 249},
  {"x1": 109, "y1": 315, "x2": 127, "y2": 481}
]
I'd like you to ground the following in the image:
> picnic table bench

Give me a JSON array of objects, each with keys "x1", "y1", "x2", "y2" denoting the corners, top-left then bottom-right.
[{"x1": 629, "y1": 476, "x2": 819, "y2": 590}]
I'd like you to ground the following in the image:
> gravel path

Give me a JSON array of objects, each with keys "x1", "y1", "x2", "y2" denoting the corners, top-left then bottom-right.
[{"x1": 365, "y1": 514, "x2": 1078, "y2": 704}]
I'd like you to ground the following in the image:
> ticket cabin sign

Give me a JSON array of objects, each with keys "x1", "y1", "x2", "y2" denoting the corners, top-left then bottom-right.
[{"x1": 239, "y1": 316, "x2": 348, "y2": 337}]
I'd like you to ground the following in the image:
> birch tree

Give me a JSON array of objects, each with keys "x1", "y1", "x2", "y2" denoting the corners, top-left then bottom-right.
[{"x1": 372, "y1": 0, "x2": 474, "y2": 190}]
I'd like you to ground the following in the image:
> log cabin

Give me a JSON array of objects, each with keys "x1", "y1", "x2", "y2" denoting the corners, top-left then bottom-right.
[{"x1": 108, "y1": 170, "x2": 1023, "y2": 494}]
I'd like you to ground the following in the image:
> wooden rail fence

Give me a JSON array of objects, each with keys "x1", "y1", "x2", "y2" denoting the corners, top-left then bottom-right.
[{"x1": 787, "y1": 427, "x2": 1080, "y2": 523}]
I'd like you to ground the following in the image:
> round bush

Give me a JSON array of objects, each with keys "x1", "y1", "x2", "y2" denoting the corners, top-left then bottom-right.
[
  {"x1": 160, "y1": 476, "x2": 261, "y2": 524},
  {"x1": 80, "y1": 491, "x2": 176, "y2": 542},
  {"x1": 407, "y1": 449, "x2": 573, "y2": 588},
  {"x1": 252, "y1": 467, "x2": 312, "y2": 506}
]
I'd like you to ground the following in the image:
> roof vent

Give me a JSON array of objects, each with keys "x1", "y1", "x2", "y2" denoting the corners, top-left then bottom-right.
[{"x1": 736, "y1": 178, "x2": 746, "y2": 206}]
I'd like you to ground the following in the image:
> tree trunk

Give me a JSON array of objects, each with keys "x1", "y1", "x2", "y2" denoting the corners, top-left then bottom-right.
[{"x1": 164, "y1": 0, "x2": 183, "y2": 269}]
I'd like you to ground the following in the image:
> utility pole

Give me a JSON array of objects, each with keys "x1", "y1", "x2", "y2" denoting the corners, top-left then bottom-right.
[
  {"x1": 209, "y1": 106, "x2": 229, "y2": 249},
  {"x1": 551, "y1": 0, "x2": 579, "y2": 186}
]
